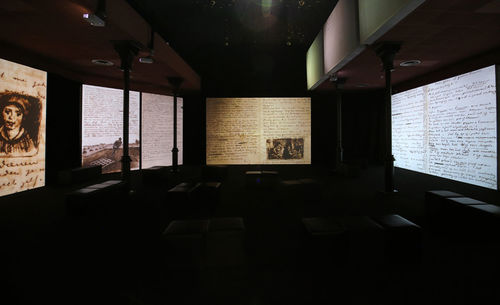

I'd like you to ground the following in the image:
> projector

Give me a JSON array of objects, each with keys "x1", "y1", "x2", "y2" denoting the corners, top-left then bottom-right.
[{"x1": 83, "y1": 13, "x2": 106, "y2": 27}]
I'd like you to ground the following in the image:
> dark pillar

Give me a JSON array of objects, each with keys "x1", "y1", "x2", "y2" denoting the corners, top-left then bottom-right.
[
  {"x1": 113, "y1": 41, "x2": 140, "y2": 186},
  {"x1": 375, "y1": 42, "x2": 401, "y2": 193},
  {"x1": 167, "y1": 77, "x2": 183, "y2": 173}
]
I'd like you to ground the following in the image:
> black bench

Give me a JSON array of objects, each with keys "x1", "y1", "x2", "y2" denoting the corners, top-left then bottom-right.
[
  {"x1": 425, "y1": 190, "x2": 463, "y2": 232},
  {"x1": 162, "y1": 217, "x2": 245, "y2": 269},
  {"x1": 142, "y1": 166, "x2": 169, "y2": 187},
  {"x1": 371, "y1": 214, "x2": 422, "y2": 265},
  {"x1": 245, "y1": 170, "x2": 280, "y2": 188},
  {"x1": 302, "y1": 216, "x2": 385, "y2": 267}
]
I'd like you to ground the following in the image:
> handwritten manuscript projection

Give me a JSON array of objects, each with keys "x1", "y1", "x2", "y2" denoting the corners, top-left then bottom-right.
[
  {"x1": 392, "y1": 65, "x2": 497, "y2": 189},
  {"x1": 0, "y1": 59, "x2": 46, "y2": 197},
  {"x1": 206, "y1": 97, "x2": 311, "y2": 165},
  {"x1": 141, "y1": 93, "x2": 183, "y2": 168},
  {"x1": 82, "y1": 85, "x2": 140, "y2": 174}
]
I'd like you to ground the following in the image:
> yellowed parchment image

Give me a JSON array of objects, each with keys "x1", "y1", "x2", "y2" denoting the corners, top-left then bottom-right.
[
  {"x1": 0, "y1": 58, "x2": 47, "y2": 197},
  {"x1": 206, "y1": 97, "x2": 311, "y2": 165},
  {"x1": 81, "y1": 85, "x2": 140, "y2": 174}
]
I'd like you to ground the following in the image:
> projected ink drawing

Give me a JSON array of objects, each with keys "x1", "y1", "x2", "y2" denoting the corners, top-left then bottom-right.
[
  {"x1": 206, "y1": 97, "x2": 311, "y2": 165},
  {"x1": 0, "y1": 58, "x2": 46, "y2": 197},
  {"x1": 0, "y1": 92, "x2": 41, "y2": 157},
  {"x1": 267, "y1": 138, "x2": 304, "y2": 160}
]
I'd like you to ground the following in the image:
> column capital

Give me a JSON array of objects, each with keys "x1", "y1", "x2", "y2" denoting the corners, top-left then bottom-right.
[
  {"x1": 374, "y1": 42, "x2": 402, "y2": 71},
  {"x1": 112, "y1": 40, "x2": 141, "y2": 71}
]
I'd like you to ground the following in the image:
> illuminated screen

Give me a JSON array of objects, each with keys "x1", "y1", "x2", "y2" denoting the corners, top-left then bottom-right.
[
  {"x1": 82, "y1": 84, "x2": 140, "y2": 174},
  {"x1": 306, "y1": 29, "x2": 324, "y2": 90},
  {"x1": 141, "y1": 92, "x2": 183, "y2": 168},
  {"x1": 206, "y1": 97, "x2": 311, "y2": 165},
  {"x1": 0, "y1": 59, "x2": 46, "y2": 197},
  {"x1": 392, "y1": 65, "x2": 497, "y2": 189}
]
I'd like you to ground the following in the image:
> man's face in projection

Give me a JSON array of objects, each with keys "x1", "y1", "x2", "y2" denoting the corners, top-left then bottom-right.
[{"x1": 2, "y1": 103, "x2": 23, "y2": 131}]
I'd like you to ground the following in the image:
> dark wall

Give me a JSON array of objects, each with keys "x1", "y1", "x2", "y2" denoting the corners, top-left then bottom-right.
[
  {"x1": 182, "y1": 89, "x2": 386, "y2": 167},
  {"x1": 310, "y1": 90, "x2": 385, "y2": 167},
  {"x1": 182, "y1": 44, "x2": 387, "y2": 167},
  {"x1": 198, "y1": 46, "x2": 309, "y2": 97},
  {"x1": 45, "y1": 73, "x2": 81, "y2": 185},
  {"x1": 341, "y1": 90, "x2": 385, "y2": 165}
]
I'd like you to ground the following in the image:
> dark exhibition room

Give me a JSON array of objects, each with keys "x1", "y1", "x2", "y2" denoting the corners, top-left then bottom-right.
[{"x1": 1, "y1": 0, "x2": 500, "y2": 304}]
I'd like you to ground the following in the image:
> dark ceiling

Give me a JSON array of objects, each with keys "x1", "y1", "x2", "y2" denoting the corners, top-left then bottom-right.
[
  {"x1": 0, "y1": 0, "x2": 498, "y2": 96},
  {"x1": 126, "y1": 0, "x2": 339, "y2": 71},
  {"x1": 127, "y1": 0, "x2": 500, "y2": 93}
]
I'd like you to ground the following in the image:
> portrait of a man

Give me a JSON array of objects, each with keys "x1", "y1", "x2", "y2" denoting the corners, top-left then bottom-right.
[{"x1": 0, "y1": 92, "x2": 42, "y2": 157}]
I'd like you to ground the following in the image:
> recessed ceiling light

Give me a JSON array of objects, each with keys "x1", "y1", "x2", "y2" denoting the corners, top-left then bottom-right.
[
  {"x1": 91, "y1": 59, "x2": 114, "y2": 66},
  {"x1": 400, "y1": 60, "x2": 421, "y2": 67}
]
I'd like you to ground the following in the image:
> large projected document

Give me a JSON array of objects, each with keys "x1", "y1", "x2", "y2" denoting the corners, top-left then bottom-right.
[
  {"x1": 141, "y1": 93, "x2": 183, "y2": 168},
  {"x1": 82, "y1": 85, "x2": 140, "y2": 174},
  {"x1": 393, "y1": 65, "x2": 497, "y2": 189},
  {"x1": 206, "y1": 97, "x2": 311, "y2": 165},
  {"x1": 0, "y1": 59, "x2": 46, "y2": 197}
]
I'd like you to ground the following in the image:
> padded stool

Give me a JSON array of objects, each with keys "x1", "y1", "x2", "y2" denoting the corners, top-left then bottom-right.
[
  {"x1": 466, "y1": 204, "x2": 500, "y2": 240},
  {"x1": 167, "y1": 182, "x2": 201, "y2": 218},
  {"x1": 194, "y1": 182, "x2": 222, "y2": 216},
  {"x1": 302, "y1": 217, "x2": 346, "y2": 237},
  {"x1": 443, "y1": 197, "x2": 488, "y2": 232},
  {"x1": 302, "y1": 217, "x2": 349, "y2": 266},
  {"x1": 245, "y1": 170, "x2": 280, "y2": 188},
  {"x1": 261, "y1": 170, "x2": 279, "y2": 187},
  {"x1": 340, "y1": 216, "x2": 385, "y2": 268},
  {"x1": 372, "y1": 214, "x2": 422, "y2": 265},
  {"x1": 425, "y1": 190, "x2": 462, "y2": 231},
  {"x1": 142, "y1": 166, "x2": 168, "y2": 187},
  {"x1": 86, "y1": 179, "x2": 123, "y2": 189},
  {"x1": 162, "y1": 219, "x2": 209, "y2": 270},
  {"x1": 206, "y1": 217, "x2": 246, "y2": 267}
]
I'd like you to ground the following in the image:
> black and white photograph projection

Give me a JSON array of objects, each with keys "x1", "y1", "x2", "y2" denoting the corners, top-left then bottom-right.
[
  {"x1": 82, "y1": 85, "x2": 140, "y2": 174},
  {"x1": 141, "y1": 92, "x2": 183, "y2": 168},
  {"x1": 206, "y1": 97, "x2": 311, "y2": 165},
  {"x1": 392, "y1": 65, "x2": 497, "y2": 189},
  {"x1": 0, "y1": 58, "x2": 46, "y2": 197}
]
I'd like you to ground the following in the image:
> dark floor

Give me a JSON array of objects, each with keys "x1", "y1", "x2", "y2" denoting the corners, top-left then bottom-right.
[{"x1": 3, "y1": 165, "x2": 500, "y2": 304}]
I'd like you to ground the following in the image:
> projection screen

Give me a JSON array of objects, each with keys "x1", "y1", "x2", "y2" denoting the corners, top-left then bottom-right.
[
  {"x1": 206, "y1": 97, "x2": 311, "y2": 165},
  {"x1": 392, "y1": 65, "x2": 497, "y2": 189},
  {"x1": 0, "y1": 58, "x2": 47, "y2": 197},
  {"x1": 141, "y1": 92, "x2": 183, "y2": 168},
  {"x1": 82, "y1": 84, "x2": 140, "y2": 174}
]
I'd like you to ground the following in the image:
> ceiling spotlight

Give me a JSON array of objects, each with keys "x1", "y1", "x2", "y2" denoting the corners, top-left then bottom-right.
[
  {"x1": 400, "y1": 59, "x2": 421, "y2": 67},
  {"x1": 91, "y1": 59, "x2": 114, "y2": 66}
]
